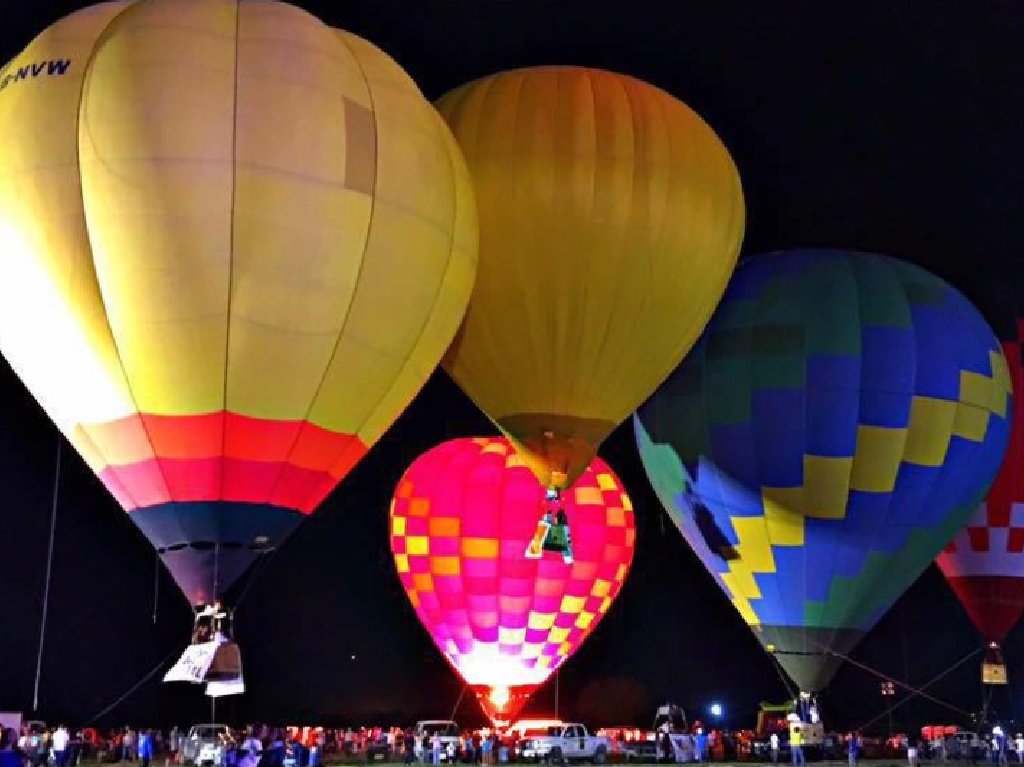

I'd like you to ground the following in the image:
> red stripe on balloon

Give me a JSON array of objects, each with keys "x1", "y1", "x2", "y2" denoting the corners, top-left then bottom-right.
[
  {"x1": 100, "y1": 453, "x2": 364, "y2": 513},
  {"x1": 84, "y1": 411, "x2": 364, "y2": 473}
]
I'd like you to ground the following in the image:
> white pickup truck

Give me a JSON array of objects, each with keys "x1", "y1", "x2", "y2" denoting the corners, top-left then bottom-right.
[
  {"x1": 519, "y1": 723, "x2": 610, "y2": 764},
  {"x1": 413, "y1": 720, "x2": 461, "y2": 762}
]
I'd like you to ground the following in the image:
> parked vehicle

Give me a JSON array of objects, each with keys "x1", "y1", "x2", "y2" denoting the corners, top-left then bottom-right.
[
  {"x1": 413, "y1": 721, "x2": 460, "y2": 762},
  {"x1": 518, "y1": 723, "x2": 609, "y2": 764},
  {"x1": 181, "y1": 724, "x2": 230, "y2": 767}
]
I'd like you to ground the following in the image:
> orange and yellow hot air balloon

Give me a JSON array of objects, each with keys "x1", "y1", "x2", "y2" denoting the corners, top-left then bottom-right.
[
  {"x1": 437, "y1": 66, "x2": 744, "y2": 493},
  {"x1": 0, "y1": 0, "x2": 476, "y2": 607}
]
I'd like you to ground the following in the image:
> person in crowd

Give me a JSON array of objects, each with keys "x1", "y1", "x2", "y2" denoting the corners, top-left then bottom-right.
[
  {"x1": 34, "y1": 730, "x2": 49, "y2": 767},
  {"x1": 239, "y1": 728, "x2": 262, "y2": 767},
  {"x1": 402, "y1": 730, "x2": 415, "y2": 766},
  {"x1": 769, "y1": 732, "x2": 779, "y2": 765},
  {"x1": 472, "y1": 732, "x2": 482, "y2": 766},
  {"x1": 137, "y1": 730, "x2": 153, "y2": 767},
  {"x1": 790, "y1": 727, "x2": 804, "y2": 767},
  {"x1": 122, "y1": 728, "x2": 136, "y2": 763},
  {"x1": 659, "y1": 731, "x2": 673, "y2": 764},
  {"x1": 695, "y1": 729, "x2": 707, "y2": 765},
  {"x1": 52, "y1": 726, "x2": 69, "y2": 767},
  {"x1": 430, "y1": 733, "x2": 441, "y2": 766},
  {"x1": 418, "y1": 734, "x2": 429, "y2": 767},
  {"x1": 997, "y1": 730, "x2": 1010, "y2": 767},
  {"x1": 0, "y1": 729, "x2": 24, "y2": 767},
  {"x1": 847, "y1": 732, "x2": 859, "y2": 767},
  {"x1": 166, "y1": 727, "x2": 180, "y2": 767},
  {"x1": 907, "y1": 739, "x2": 919, "y2": 767}
]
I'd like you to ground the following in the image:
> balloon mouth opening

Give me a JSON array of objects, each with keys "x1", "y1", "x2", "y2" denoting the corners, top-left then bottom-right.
[{"x1": 472, "y1": 683, "x2": 537, "y2": 727}]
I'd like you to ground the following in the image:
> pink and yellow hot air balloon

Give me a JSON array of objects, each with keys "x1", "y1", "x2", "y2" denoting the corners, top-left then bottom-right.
[{"x1": 390, "y1": 437, "x2": 635, "y2": 725}]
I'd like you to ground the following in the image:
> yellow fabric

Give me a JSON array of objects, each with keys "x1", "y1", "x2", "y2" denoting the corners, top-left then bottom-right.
[
  {"x1": 437, "y1": 67, "x2": 744, "y2": 488},
  {"x1": 849, "y1": 425, "x2": 906, "y2": 493},
  {"x1": 0, "y1": 0, "x2": 476, "y2": 476},
  {"x1": 714, "y1": 354, "x2": 1012, "y2": 630}
]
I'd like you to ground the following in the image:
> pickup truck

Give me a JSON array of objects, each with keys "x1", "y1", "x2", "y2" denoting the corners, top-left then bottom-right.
[
  {"x1": 413, "y1": 720, "x2": 461, "y2": 762},
  {"x1": 519, "y1": 723, "x2": 610, "y2": 764},
  {"x1": 181, "y1": 723, "x2": 230, "y2": 766}
]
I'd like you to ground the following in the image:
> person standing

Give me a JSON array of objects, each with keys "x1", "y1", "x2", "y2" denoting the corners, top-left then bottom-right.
[
  {"x1": 769, "y1": 733, "x2": 780, "y2": 765},
  {"x1": 430, "y1": 734, "x2": 441, "y2": 767},
  {"x1": 790, "y1": 728, "x2": 804, "y2": 767},
  {"x1": 123, "y1": 729, "x2": 136, "y2": 763},
  {"x1": 695, "y1": 730, "x2": 707, "y2": 764},
  {"x1": 167, "y1": 728, "x2": 180, "y2": 767},
  {"x1": 848, "y1": 733, "x2": 859, "y2": 767},
  {"x1": 240, "y1": 730, "x2": 262, "y2": 767},
  {"x1": 52, "y1": 726, "x2": 69, "y2": 767},
  {"x1": 402, "y1": 731, "x2": 415, "y2": 767},
  {"x1": 138, "y1": 731, "x2": 153, "y2": 767},
  {"x1": 660, "y1": 732, "x2": 673, "y2": 764},
  {"x1": 0, "y1": 729, "x2": 24, "y2": 767}
]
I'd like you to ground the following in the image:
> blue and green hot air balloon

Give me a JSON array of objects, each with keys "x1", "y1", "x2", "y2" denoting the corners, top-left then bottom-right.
[{"x1": 635, "y1": 249, "x2": 1012, "y2": 692}]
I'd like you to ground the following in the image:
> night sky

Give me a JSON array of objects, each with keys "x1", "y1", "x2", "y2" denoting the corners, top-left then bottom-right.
[{"x1": 3, "y1": 0, "x2": 1024, "y2": 735}]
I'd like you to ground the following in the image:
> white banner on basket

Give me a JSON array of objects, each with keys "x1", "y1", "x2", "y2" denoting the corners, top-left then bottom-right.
[{"x1": 163, "y1": 641, "x2": 222, "y2": 684}]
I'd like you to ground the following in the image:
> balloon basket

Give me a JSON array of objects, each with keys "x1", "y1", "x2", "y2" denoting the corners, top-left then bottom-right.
[
  {"x1": 163, "y1": 605, "x2": 246, "y2": 696},
  {"x1": 983, "y1": 642, "x2": 1008, "y2": 685},
  {"x1": 471, "y1": 683, "x2": 537, "y2": 727}
]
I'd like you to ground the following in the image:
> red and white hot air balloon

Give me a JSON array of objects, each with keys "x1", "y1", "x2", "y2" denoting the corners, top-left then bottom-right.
[{"x1": 937, "y1": 319, "x2": 1024, "y2": 683}]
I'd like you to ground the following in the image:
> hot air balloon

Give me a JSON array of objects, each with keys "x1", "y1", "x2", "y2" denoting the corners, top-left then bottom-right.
[
  {"x1": 390, "y1": 437, "x2": 635, "y2": 726},
  {"x1": 436, "y1": 66, "x2": 744, "y2": 498},
  {"x1": 937, "y1": 311, "x2": 1024, "y2": 686},
  {"x1": 635, "y1": 249, "x2": 1011, "y2": 695},
  {"x1": 0, "y1": 0, "x2": 476, "y2": 688}
]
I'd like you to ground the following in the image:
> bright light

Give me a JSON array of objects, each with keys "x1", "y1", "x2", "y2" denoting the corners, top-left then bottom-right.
[
  {"x1": 0, "y1": 221, "x2": 135, "y2": 430},
  {"x1": 709, "y1": 703, "x2": 723, "y2": 718},
  {"x1": 489, "y1": 685, "x2": 511, "y2": 709},
  {"x1": 452, "y1": 646, "x2": 553, "y2": 686}
]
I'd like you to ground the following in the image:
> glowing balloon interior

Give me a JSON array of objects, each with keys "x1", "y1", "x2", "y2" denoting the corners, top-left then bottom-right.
[
  {"x1": 390, "y1": 438, "x2": 635, "y2": 725},
  {"x1": 0, "y1": 0, "x2": 477, "y2": 606},
  {"x1": 636, "y1": 250, "x2": 1012, "y2": 692}
]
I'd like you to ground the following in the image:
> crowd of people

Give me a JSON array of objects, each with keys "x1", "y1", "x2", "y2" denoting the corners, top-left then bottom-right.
[
  {"x1": 0, "y1": 725, "x2": 512, "y2": 767},
  {"x1": 6, "y1": 721, "x2": 1024, "y2": 767}
]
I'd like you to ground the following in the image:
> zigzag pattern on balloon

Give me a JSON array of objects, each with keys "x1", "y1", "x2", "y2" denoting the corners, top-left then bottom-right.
[
  {"x1": 637, "y1": 250, "x2": 1012, "y2": 649},
  {"x1": 722, "y1": 348, "x2": 1009, "y2": 628}
]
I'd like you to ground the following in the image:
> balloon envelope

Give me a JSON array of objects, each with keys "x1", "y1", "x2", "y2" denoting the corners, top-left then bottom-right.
[
  {"x1": 390, "y1": 437, "x2": 635, "y2": 725},
  {"x1": 938, "y1": 317, "x2": 1024, "y2": 644},
  {"x1": 0, "y1": 0, "x2": 476, "y2": 605},
  {"x1": 635, "y1": 249, "x2": 1011, "y2": 691},
  {"x1": 437, "y1": 66, "x2": 744, "y2": 490}
]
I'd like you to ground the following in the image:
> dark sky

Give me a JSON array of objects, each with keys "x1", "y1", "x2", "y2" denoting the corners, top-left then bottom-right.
[{"x1": 2, "y1": 0, "x2": 1024, "y2": 735}]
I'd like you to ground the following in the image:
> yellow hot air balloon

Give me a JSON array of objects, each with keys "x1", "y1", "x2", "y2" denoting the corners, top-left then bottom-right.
[
  {"x1": 437, "y1": 66, "x2": 744, "y2": 491},
  {"x1": 0, "y1": 0, "x2": 476, "y2": 608}
]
